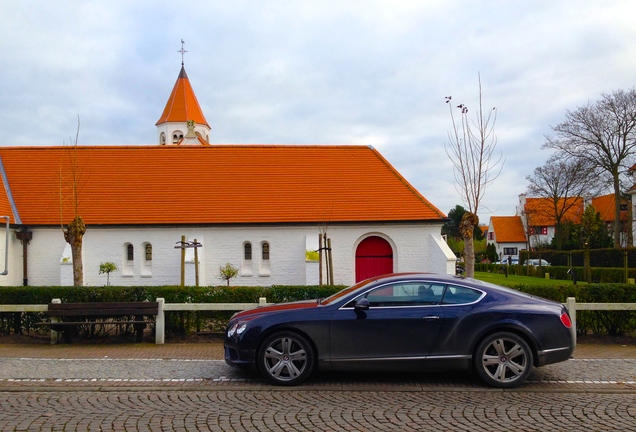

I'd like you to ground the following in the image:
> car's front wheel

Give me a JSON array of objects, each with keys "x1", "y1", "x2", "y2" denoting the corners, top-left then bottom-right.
[
  {"x1": 257, "y1": 331, "x2": 315, "y2": 386},
  {"x1": 474, "y1": 332, "x2": 533, "y2": 388}
]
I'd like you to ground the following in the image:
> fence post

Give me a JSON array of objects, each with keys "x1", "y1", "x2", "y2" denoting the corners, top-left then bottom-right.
[
  {"x1": 50, "y1": 298, "x2": 61, "y2": 344},
  {"x1": 155, "y1": 298, "x2": 165, "y2": 344},
  {"x1": 566, "y1": 297, "x2": 577, "y2": 346}
]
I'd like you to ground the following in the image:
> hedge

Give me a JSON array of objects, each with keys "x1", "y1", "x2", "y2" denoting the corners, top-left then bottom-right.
[
  {"x1": 0, "y1": 282, "x2": 633, "y2": 338},
  {"x1": 0, "y1": 285, "x2": 345, "y2": 339},
  {"x1": 476, "y1": 263, "x2": 636, "y2": 283}
]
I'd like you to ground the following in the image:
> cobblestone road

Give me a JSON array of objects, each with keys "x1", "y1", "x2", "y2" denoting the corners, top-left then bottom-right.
[
  {"x1": 0, "y1": 389, "x2": 635, "y2": 431},
  {"x1": 0, "y1": 343, "x2": 634, "y2": 431}
]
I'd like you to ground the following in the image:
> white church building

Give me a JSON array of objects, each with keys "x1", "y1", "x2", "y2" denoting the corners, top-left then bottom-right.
[{"x1": 0, "y1": 64, "x2": 455, "y2": 287}]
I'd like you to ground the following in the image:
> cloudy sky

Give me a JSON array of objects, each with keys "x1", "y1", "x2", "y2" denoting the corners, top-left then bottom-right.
[{"x1": 2, "y1": 1, "x2": 635, "y2": 223}]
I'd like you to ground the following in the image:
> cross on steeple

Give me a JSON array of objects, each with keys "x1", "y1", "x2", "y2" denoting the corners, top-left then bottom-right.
[{"x1": 178, "y1": 39, "x2": 188, "y2": 66}]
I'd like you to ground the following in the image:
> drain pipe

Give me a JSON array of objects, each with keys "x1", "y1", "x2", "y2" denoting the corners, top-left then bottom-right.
[
  {"x1": 15, "y1": 226, "x2": 32, "y2": 285},
  {"x1": 0, "y1": 216, "x2": 8, "y2": 276}
]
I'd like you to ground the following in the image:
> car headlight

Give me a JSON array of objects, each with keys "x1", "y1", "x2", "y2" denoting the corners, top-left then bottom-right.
[{"x1": 227, "y1": 322, "x2": 248, "y2": 337}]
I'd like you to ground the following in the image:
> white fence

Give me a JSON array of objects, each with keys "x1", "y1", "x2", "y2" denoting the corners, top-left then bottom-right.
[
  {"x1": 565, "y1": 297, "x2": 636, "y2": 345},
  {"x1": 155, "y1": 297, "x2": 269, "y2": 344},
  {"x1": 2, "y1": 298, "x2": 635, "y2": 346},
  {"x1": 0, "y1": 299, "x2": 269, "y2": 344}
]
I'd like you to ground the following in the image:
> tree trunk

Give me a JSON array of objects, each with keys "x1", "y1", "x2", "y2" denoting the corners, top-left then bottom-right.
[
  {"x1": 63, "y1": 216, "x2": 86, "y2": 286},
  {"x1": 612, "y1": 175, "x2": 621, "y2": 248},
  {"x1": 460, "y1": 212, "x2": 478, "y2": 278}
]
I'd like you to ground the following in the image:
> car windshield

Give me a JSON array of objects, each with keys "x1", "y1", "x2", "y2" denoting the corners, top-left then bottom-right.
[{"x1": 321, "y1": 279, "x2": 374, "y2": 305}]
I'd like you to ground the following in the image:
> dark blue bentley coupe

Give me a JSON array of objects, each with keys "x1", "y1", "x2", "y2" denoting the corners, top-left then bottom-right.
[{"x1": 224, "y1": 273, "x2": 574, "y2": 388}]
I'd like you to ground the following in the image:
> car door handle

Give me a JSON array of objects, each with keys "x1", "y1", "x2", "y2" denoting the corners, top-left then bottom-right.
[{"x1": 422, "y1": 316, "x2": 440, "y2": 320}]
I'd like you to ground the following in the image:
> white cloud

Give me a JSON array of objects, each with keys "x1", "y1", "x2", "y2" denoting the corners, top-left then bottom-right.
[{"x1": 1, "y1": 0, "x2": 636, "y2": 222}]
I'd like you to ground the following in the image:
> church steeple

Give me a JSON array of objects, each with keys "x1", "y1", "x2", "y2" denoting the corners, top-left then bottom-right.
[{"x1": 156, "y1": 42, "x2": 210, "y2": 145}]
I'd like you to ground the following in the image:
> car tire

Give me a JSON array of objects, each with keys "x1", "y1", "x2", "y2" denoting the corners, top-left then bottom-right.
[
  {"x1": 257, "y1": 331, "x2": 315, "y2": 386},
  {"x1": 474, "y1": 331, "x2": 533, "y2": 388}
]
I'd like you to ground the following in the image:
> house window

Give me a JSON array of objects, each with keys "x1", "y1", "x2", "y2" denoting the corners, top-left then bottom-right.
[
  {"x1": 244, "y1": 243, "x2": 252, "y2": 260},
  {"x1": 262, "y1": 242, "x2": 270, "y2": 260},
  {"x1": 145, "y1": 244, "x2": 152, "y2": 261},
  {"x1": 172, "y1": 131, "x2": 183, "y2": 143},
  {"x1": 530, "y1": 226, "x2": 547, "y2": 235},
  {"x1": 503, "y1": 247, "x2": 518, "y2": 256},
  {"x1": 127, "y1": 244, "x2": 134, "y2": 261},
  {"x1": 488, "y1": 232, "x2": 494, "y2": 240}
]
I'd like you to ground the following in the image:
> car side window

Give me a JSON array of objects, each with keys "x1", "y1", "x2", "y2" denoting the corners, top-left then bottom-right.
[
  {"x1": 441, "y1": 285, "x2": 483, "y2": 305},
  {"x1": 362, "y1": 283, "x2": 444, "y2": 307}
]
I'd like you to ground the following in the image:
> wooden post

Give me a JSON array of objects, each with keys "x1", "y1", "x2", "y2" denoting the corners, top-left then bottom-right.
[
  {"x1": 180, "y1": 235, "x2": 186, "y2": 287},
  {"x1": 327, "y1": 238, "x2": 334, "y2": 285},
  {"x1": 323, "y1": 233, "x2": 329, "y2": 285},
  {"x1": 194, "y1": 238, "x2": 199, "y2": 287},
  {"x1": 318, "y1": 234, "x2": 323, "y2": 286},
  {"x1": 624, "y1": 250, "x2": 629, "y2": 284}
]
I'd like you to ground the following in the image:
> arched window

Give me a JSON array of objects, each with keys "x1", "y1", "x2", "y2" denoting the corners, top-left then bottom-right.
[
  {"x1": 122, "y1": 243, "x2": 135, "y2": 277},
  {"x1": 172, "y1": 131, "x2": 184, "y2": 143},
  {"x1": 145, "y1": 244, "x2": 152, "y2": 261},
  {"x1": 241, "y1": 241, "x2": 253, "y2": 277},
  {"x1": 262, "y1": 242, "x2": 270, "y2": 260},
  {"x1": 160, "y1": 132, "x2": 166, "y2": 145}
]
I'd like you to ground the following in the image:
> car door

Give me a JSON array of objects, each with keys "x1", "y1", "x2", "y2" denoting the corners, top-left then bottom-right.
[{"x1": 329, "y1": 282, "x2": 445, "y2": 363}]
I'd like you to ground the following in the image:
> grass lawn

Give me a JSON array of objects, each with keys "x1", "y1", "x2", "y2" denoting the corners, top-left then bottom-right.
[{"x1": 472, "y1": 271, "x2": 581, "y2": 286}]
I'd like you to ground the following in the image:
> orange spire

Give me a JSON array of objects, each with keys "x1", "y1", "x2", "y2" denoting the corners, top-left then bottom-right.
[{"x1": 155, "y1": 66, "x2": 209, "y2": 127}]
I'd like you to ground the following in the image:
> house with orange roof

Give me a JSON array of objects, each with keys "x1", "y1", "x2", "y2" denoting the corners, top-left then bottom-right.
[
  {"x1": 590, "y1": 194, "x2": 630, "y2": 247},
  {"x1": 486, "y1": 216, "x2": 527, "y2": 262},
  {"x1": 0, "y1": 64, "x2": 455, "y2": 287},
  {"x1": 516, "y1": 193, "x2": 630, "y2": 248}
]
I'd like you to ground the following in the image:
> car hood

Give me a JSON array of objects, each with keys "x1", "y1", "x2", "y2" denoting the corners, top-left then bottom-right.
[{"x1": 232, "y1": 299, "x2": 319, "y2": 320}]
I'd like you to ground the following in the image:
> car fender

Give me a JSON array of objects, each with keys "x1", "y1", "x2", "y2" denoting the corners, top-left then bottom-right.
[
  {"x1": 467, "y1": 319, "x2": 541, "y2": 363},
  {"x1": 252, "y1": 320, "x2": 329, "y2": 365}
]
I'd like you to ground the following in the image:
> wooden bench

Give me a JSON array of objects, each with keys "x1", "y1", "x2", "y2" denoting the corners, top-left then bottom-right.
[{"x1": 39, "y1": 301, "x2": 159, "y2": 344}]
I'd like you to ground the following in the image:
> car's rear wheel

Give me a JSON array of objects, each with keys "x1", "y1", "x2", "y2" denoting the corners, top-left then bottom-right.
[
  {"x1": 474, "y1": 332, "x2": 533, "y2": 388},
  {"x1": 257, "y1": 331, "x2": 315, "y2": 386}
]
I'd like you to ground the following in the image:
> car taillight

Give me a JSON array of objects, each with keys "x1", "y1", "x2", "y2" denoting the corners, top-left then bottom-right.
[{"x1": 560, "y1": 313, "x2": 572, "y2": 328}]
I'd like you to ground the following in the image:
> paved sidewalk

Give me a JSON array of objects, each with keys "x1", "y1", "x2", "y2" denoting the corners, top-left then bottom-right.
[{"x1": 1, "y1": 338, "x2": 635, "y2": 359}]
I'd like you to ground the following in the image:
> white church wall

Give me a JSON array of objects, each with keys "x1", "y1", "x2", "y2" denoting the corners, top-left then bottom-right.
[
  {"x1": 328, "y1": 223, "x2": 449, "y2": 286},
  {"x1": 20, "y1": 222, "x2": 448, "y2": 287}
]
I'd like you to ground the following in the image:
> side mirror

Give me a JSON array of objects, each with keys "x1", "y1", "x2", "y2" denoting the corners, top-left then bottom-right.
[{"x1": 354, "y1": 298, "x2": 370, "y2": 311}]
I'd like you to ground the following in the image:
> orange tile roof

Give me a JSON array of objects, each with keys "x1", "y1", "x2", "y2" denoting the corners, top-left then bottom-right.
[
  {"x1": 0, "y1": 145, "x2": 446, "y2": 226},
  {"x1": 491, "y1": 216, "x2": 526, "y2": 243},
  {"x1": 591, "y1": 194, "x2": 629, "y2": 222},
  {"x1": 524, "y1": 197, "x2": 583, "y2": 226},
  {"x1": 155, "y1": 66, "x2": 209, "y2": 127}
]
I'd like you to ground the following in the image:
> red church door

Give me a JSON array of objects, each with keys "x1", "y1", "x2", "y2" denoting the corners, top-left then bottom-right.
[{"x1": 355, "y1": 236, "x2": 393, "y2": 282}]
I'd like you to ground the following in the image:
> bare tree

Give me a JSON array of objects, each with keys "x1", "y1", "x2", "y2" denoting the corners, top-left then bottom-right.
[
  {"x1": 543, "y1": 89, "x2": 636, "y2": 248},
  {"x1": 525, "y1": 154, "x2": 601, "y2": 250},
  {"x1": 445, "y1": 74, "x2": 503, "y2": 277},
  {"x1": 60, "y1": 117, "x2": 86, "y2": 286}
]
